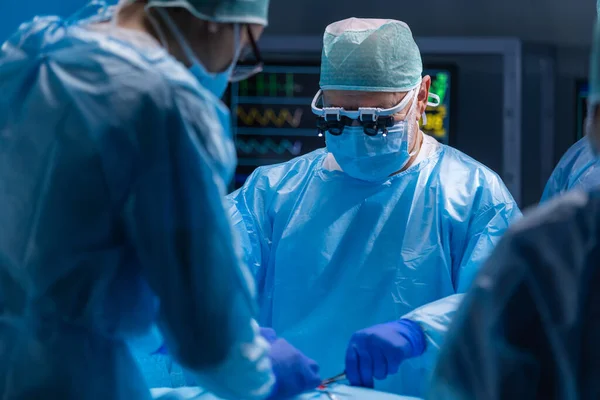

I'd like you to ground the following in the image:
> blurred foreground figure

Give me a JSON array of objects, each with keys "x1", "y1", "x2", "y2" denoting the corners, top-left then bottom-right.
[{"x1": 0, "y1": 0, "x2": 314, "y2": 398}]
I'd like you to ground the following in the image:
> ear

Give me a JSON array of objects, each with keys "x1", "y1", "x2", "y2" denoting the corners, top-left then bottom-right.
[{"x1": 416, "y1": 75, "x2": 432, "y2": 118}]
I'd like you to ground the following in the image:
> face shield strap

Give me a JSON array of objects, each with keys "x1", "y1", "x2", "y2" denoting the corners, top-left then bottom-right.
[{"x1": 312, "y1": 82, "x2": 420, "y2": 137}]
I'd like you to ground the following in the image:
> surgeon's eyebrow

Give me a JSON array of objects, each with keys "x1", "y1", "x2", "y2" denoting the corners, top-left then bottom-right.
[{"x1": 388, "y1": 92, "x2": 408, "y2": 108}]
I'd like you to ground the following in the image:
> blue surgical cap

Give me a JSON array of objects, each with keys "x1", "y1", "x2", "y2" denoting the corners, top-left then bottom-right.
[
  {"x1": 147, "y1": 0, "x2": 270, "y2": 26},
  {"x1": 319, "y1": 18, "x2": 423, "y2": 92}
]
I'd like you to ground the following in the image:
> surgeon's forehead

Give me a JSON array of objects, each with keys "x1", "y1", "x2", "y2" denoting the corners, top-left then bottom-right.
[{"x1": 322, "y1": 90, "x2": 407, "y2": 110}]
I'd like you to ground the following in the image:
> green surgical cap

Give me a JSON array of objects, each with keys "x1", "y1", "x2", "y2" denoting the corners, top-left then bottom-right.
[
  {"x1": 147, "y1": 0, "x2": 270, "y2": 26},
  {"x1": 319, "y1": 18, "x2": 422, "y2": 92}
]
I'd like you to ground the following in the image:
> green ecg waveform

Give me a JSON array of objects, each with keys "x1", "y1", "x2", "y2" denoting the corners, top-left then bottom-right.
[
  {"x1": 239, "y1": 73, "x2": 302, "y2": 97},
  {"x1": 237, "y1": 107, "x2": 304, "y2": 128},
  {"x1": 236, "y1": 138, "x2": 303, "y2": 156}
]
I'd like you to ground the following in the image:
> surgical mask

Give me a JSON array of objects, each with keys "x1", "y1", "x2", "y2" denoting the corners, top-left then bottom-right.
[
  {"x1": 326, "y1": 91, "x2": 421, "y2": 182},
  {"x1": 154, "y1": 8, "x2": 241, "y2": 99}
]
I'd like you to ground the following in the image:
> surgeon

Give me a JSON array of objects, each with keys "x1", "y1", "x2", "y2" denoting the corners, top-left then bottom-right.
[
  {"x1": 540, "y1": 2, "x2": 600, "y2": 203},
  {"x1": 0, "y1": 0, "x2": 320, "y2": 399},
  {"x1": 540, "y1": 138, "x2": 599, "y2": 202},
  {"x1": 227, "y1": 18, "x2": 521, "y2": 397},
  {"x1": 427, "y1": 18, "x2": 600, "y2": 400}
]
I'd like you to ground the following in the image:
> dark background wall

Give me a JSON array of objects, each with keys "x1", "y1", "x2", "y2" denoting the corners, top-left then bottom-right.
[
  {"x1": 2, "y1": 0, "x2": 596, "y2": 56},
  {"x1": 0, "y1": 0, "x2": 597, "y2": 205},
  {"x1": 266, "y1": 0, "x2": 597, "y2": 48}
]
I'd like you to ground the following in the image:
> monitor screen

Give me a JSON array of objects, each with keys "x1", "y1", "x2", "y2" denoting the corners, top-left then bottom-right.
[
  {"x1": 576, "y1": 80, "x2": 589, "y2": 140},
  {"x1": 228, "y1": 64, "x2": 455, "y2": 190}
]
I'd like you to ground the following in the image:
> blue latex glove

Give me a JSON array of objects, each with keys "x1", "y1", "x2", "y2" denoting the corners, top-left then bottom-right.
[
  {"x1": 260, "y1": 327, "x2": 278, "y2": 344},
  {"x1": 151, "y1": 343, "x2": 169, "y2": 356},
  {"x1": 260, "y1": 327, "x2": 322, "y2": 399},
  {"x1": 345, "y1": 319, "x2": 426, "y2": 388}
]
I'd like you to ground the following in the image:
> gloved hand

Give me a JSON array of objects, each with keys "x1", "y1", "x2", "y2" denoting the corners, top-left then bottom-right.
[
  {"x1": 260, "y1": 327, "x2": 322, "y2": 399},
  {"x1": 151, "y1": 343, "x2": 169, "y2": 355},
  {"x1": 345, "y1": 319, "x2": 425, "y2": 388}
]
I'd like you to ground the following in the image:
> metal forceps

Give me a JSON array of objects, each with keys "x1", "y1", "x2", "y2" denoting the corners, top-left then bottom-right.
[
  {"x1": 317, "y1": 372, "x2": 346, "y2": 399},
  {"x1": 320, "y1": 372, "x2": 346, "y2": 387}
]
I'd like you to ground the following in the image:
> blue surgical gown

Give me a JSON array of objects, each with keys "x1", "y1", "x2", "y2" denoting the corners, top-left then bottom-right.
[
  {"x1": 0, "y1": 13, "x2": 272, "y2": 400},
  {"x1": 429, "y1": 189, "x2": 600, "y2": 400},
  {"x1": 541, "y1": 138, "x2": 600, "y2": 202},
  {"x1": 227, "y1": 138, "x2": 521, "y2": 396}
]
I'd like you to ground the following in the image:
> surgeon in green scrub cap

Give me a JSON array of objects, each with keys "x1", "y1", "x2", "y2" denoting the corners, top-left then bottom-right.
[{"x1": 227, "y1": 17, "x2": 520, "y2": 397}]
